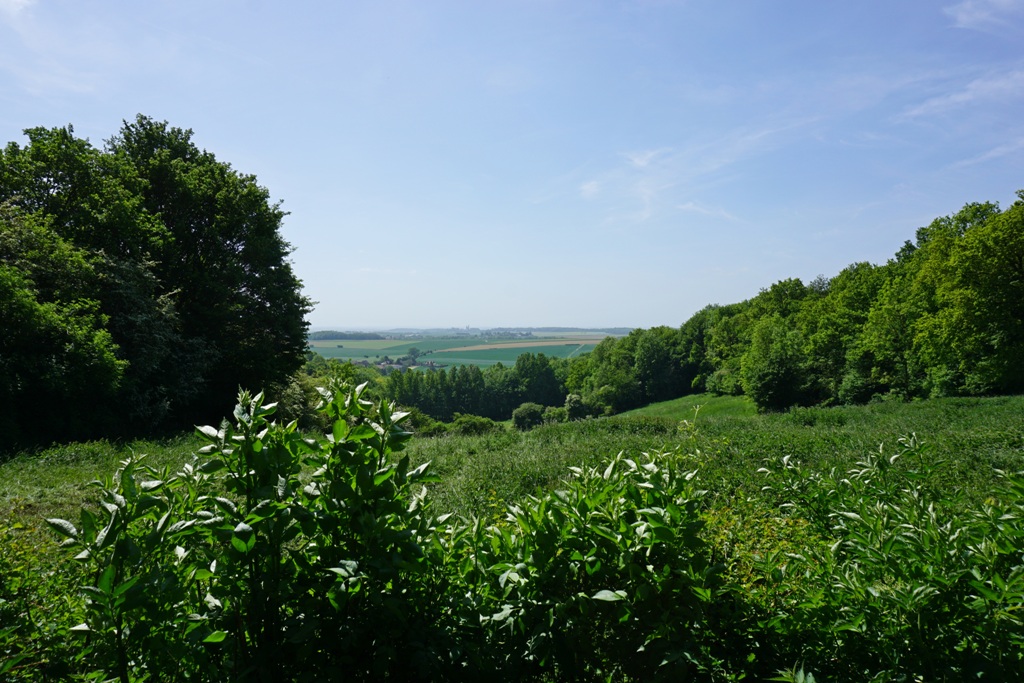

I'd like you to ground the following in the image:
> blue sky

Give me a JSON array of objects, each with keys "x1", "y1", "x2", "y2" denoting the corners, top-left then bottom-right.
[{"x1": 2, "y1": 1, "x2": 1022, "y2": 329}]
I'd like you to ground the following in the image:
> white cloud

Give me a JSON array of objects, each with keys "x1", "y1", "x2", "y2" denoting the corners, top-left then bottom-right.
[
  {"x1": 677, "y1": 201, "x2": 738, "y2": 221},
  {"x1": 949, "y1": 136, "x2": 1024, "y2": 168},
  {"x1": 0, "y1": 0, "x2": 33, "y2": 16},
  {"x1": 579, "y1": 180, "x2": 600, "y2": 198},
  {"x1": 901, "y1": 70, "x2": 1024, "y2": 118},
  {"x1": 561, "y1": 119, "x2": 809, "y2": 228},
  {"x1": 944, "y1": 0, "x2": 1024, "y2": 30},
  {"x1": 623, "y1": 148, "x2": 669, "y2": 168}
]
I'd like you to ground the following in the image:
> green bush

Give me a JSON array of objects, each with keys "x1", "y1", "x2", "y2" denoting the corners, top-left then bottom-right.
[
  {"x1": 449, "y1": 412, "x2": 503, "y2": 436},
  {"x1": 46, "y1": 383, "x2": 455, "y2": 681},
  {"x1": 452, "y1": 449, "x2": 747, "y2": 680},
  {"x1": 758, "y1": 435, "x2": 1024, "y2": 679},
  {"x1": 512, "y1": 402, "x2": 545, "y2": 431},
  {"x1": 543, "y1": 405, "x2": 567, "y2": 424}
]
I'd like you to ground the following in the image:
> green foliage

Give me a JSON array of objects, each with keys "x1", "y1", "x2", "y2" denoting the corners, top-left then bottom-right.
[
  {"x1": 512, "y1": 402, "x2": 545, "y2": 431},
  {"x1": 563, "y1": 393, "x2": 589, "y2": 421},
  {"x1": 455, "y1": 449, "x2": 738, "y2": 680},
  {"x1": 670, "y1": 191, "x2": 1024, "y2": 411},
  {"x1": 1, "y1": 521, "x2": 85, "y2": 680},
  {"x1": 449, "y1": 413, "x2": 504, "y2": 436},
  {"x1": 740, "y1": 315, "x2": 810, "y2": 412},
  {"x1": 43, "y1": 384, "x2": 452, "y2": 681},
  {"x1": 8, "y1": 390, "x2": 1024, "y2": 680},
  {"x1": 0, "y1": 117, "x2": 311, "y2": 448},
  {"x1": 0, "y1": 206, "x2": 127, "y2": 444},
  {"x1": 758, "y1": 436, "x2": 1024, "y2": 679}
]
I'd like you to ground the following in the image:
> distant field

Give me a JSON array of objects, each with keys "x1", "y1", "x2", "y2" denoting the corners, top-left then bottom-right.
[
  {"x1": 621, "y1": 393, "x2": 758, "y2": 420},
  {"x1": 308, "y1": 335, "x2": 605, "y2": 367}
]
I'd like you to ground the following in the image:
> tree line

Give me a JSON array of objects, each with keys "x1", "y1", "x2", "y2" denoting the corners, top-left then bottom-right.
[
  {"x1": 308, "y1": 331, "x2": 385, "y2": 340},
  {"x1": 0, "y1": 117, "x2": 311, "y2": 448},
  {"x1": 366, "y1": 193, "x2": 1024, "y2": 420},
  {"x1": 3, "y1": 114, "x2": 1019, "y2": 446}
]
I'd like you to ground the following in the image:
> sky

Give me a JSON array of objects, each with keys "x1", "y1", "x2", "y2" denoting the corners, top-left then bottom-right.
[{"x1": 1, "y1": 1, "x2": 1022, "y2": 329}]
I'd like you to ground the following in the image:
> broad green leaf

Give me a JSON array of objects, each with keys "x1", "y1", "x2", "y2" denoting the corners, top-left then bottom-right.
[
  {"x1": 114, "y1": 575, "x2": 141, "y2": 597},
  {"x1": 197, "y1": 425, "x2": 220, "y2": 439},
  {"x1": 198, "y1": 459, "x2": 226, "y2": 474},
  {"x1": 97, "y1": 565, "x2": 116, "y2": 595},
  {"x1": 203, "y1": 630, "x2": 228, "y2": 643},
  {"x1": 231, "y1": 522, "x2": 256, "y2": 553},
  {"x1": 45, "y1": 518, "x2": 78, "y2": 539},
  {"x1": 328, "y1": 560, "x2": 360, "y2": 578},
  {"x1": 332, "y1": 419, "x2": 349, "y2": 443},
  {"x1": 591, "y1": 589, "x2": 627, "y2": 602},
  {"x1": 348, "y1": 424, "x2": 376, "y2": 441},
  {"x1": 490, "y1": 605, "x2": 514, "y2": 622},
  {"x1": 95, "y1": 510, "x2": 119, "y2": 550}
]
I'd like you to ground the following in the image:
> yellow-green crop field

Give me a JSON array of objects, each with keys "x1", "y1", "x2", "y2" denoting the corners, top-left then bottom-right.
[{"x1": 307, "y1": 334, "x2": 606, "y2": 367}]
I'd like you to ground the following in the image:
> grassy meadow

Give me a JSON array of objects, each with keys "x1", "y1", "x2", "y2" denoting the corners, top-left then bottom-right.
[
  {"x1": 407, "y1": 393, "x2": 1024, "y2": 516},
  {"x1": 4, "y1": 394, "x2": 1022, "y2": 563},
  {"x1": 3, "y1": 392, "x2": 1024, "y2": 680}
]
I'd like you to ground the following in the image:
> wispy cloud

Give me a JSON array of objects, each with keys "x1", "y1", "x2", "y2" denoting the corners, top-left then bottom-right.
[
  {"x1": 944, "y1": 0, "x2": 1024, "y2": 31},
  {"x1": 949, "y1": 136, "x2": 1024, "y2": 168},
  {"x1": 675, "y1": 118, "x2": 817, "y2": 179},
  {"x1": 623, "y1": 148, "x2": 669, "y2": 168},
  {"x1": 579, "y1": 180, "x2": 600, "y2": 198},
  {"x1": 0, "y1": 0, "x2": 33, "y2": 17},
  {"x1": 565, "y1": 119, "x2": 810, "y2": 226},
  {"x1": 677, "y1": 201, "x2": 739, "y2": 221},
  {"x1": 901, "y1": 70, "x2": 1024, "y2": 118},
  {"x1": 0, "y1": 5, "x2": 190, "y2": 98}
]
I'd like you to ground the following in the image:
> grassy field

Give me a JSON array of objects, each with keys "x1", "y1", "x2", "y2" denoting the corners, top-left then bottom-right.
[
  {"x1": 4, "y1": 394, "x2": 1022, "y2": 538},
  {"x1": 3, "y1": 393, "x2": 1024, "y2": 680},
  {"x1": 406, "y1": 394, "x2": 1024, "y2": 515},
  {"x1": 307, "y1": 335, "x2": 603, "y2": 367},
  {"x1": 620, "y1": 392, "x2": 757, "y2": 420}
]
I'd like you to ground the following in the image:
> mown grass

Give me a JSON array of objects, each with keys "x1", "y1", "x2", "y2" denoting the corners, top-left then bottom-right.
[{"x1": 620, "y1": 391, "x2": 757, "y2": 420}]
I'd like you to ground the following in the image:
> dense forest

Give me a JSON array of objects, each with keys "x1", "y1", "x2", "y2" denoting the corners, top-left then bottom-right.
[
  {"x1": 362, "y1": 192, "x2": 1024, "y2": 423},
  {"x1": 0, "y1": 117, "x2": 312, "y2": 447}
]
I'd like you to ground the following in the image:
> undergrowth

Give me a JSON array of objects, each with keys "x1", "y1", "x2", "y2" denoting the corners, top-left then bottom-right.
[{"x1": 1, "y1": 392, "x2": 1023, "y2": 680}]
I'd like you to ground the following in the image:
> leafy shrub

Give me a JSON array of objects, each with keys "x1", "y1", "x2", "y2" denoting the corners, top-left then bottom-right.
[
  {"x1": 759, "y1": 435, "x2": 1024, "y2": 679},
  {"x1": 564, "y1": 393, "x2": 588, "y2": 421},
  {"x1": 542, "y1": 405, "x2": 567, "y2": 424},
  {"x1": 512, "y1": 402, "x2": 545, "y2": 431},
  {"x1": 26, "y1": 391, "x2": 1024, "y2": 681},
  {"x1": 453, "y1": 449, "x2": 749, "y2": 680},
  {"x1": 405, "y1": 406, "x2": 449, "y2": 436},
  {"x1": 449, "y1": 412, "x2": 503, "y2": 436},
  {"x1": 46, "y1": 383, "x2": 455, "y2": 682}
]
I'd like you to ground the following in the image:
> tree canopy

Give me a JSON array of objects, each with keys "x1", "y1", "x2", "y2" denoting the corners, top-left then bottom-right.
[
  {"x1": 0, "y1": 116, "x2": 311, "y2": 447},
  {"x1": 376, "y1": 191, "x2": 1024, "y2": 420}
]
